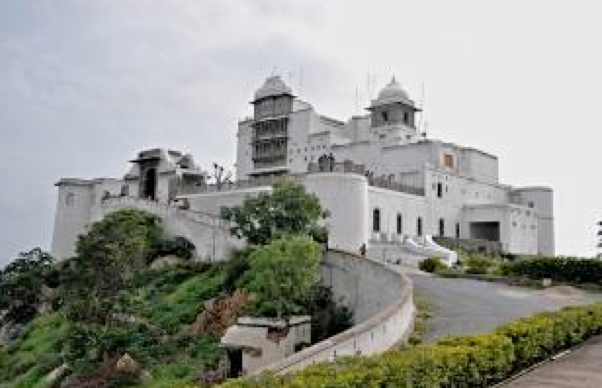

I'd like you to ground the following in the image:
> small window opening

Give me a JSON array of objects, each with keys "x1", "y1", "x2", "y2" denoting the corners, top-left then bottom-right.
[{"x1": 373, "y1": 209, "x2": 381, "y2": 232}]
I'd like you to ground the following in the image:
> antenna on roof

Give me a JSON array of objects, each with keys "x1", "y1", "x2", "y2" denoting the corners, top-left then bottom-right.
[
  {"x1": 418, "y1": 82, "x2": 426, "y2": 133},
  {"x1": 355, "y1": 84, "x2": 360, "y2": 114}
]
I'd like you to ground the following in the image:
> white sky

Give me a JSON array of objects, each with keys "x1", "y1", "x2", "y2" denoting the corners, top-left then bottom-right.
[{"x1": 1, "y1": 0, "x2": 600, "y2": 265}]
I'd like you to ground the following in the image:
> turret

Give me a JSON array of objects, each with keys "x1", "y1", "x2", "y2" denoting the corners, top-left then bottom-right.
[
  {"x1": 249, "y1": 76, "x2": 294, "y2": 173},
  {"x1": 367, "y1": 77, "x2": 421, "y2": 145}
]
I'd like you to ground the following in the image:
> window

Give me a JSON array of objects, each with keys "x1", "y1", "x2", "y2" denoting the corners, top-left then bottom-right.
[
  {"x1": 456, "y1": 223, "x2": 461, "y2": 239},
  {"x1": 437, "y1": 183, "x2": 443, "y2": 198},
  {"x1": 65, "y1": 192, "x2": 75, "y2": 206},
  {"x1": 382, "y1": 111, "x2": 389, "y2": 122},
  {"x1": 528, "y1": 202, "x2": 535, "y2": 208},
  {"x1": 417, "y1": 217, "x2": 423, "y2": 236},
  {"x1": 443, "y1": 154, "x2": 454, "y2": 168},
  {"x1": 396, "y1": 214, "x2": 403, "y2": 235},
  {"x1": 373, "y1": 209, "x2": 381, "y2": 232},
  {"x1": 439, "y1": 218, "x2": 445, "y2": 237},
  {"x1": 403, "y1": 111, "x2": 410, "y2": 124}
]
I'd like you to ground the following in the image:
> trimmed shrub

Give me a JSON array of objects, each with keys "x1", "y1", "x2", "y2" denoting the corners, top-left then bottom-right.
[
  {"x1": 502, "y1": 256, "x2": 602, "y2": 284},
  {"x1": 419, "y1": 257, "x2": 446, "y2": 273},
  {"x1": 465, "y1": 256, "x2": 495, "y2": 274}
]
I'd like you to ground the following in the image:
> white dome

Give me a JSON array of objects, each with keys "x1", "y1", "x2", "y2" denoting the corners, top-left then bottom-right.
[
  {"x1": 254, "y1": 75, "x2": 293, "y2": 100},
  {"x1": 378, "y1": 77, "x2": 409, "y2": 100},
  {"x1": 372, "y1": 76, "x2": 415, "y2": 107}
]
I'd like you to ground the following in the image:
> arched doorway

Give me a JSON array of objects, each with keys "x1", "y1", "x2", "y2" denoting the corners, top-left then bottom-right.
[{"x1": 143, "y1": 168, "x2": 157, "y2": 200}]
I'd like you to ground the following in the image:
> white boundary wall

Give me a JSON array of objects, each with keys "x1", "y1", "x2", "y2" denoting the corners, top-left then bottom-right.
[{"x1": 255, "y1": 249, "x2": 415, "y2": 375}]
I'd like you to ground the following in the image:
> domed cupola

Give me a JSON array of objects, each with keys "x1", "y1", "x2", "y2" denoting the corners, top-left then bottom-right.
[
  {"x1": 371, "y1": 76, "x2": 416, "y2": 109},
  {"x1": 253, "y1": 75, "x2": 294, "y2": 101},
  {"x1": 368, "y1": 76, "x2": 420, "y2": 130}
]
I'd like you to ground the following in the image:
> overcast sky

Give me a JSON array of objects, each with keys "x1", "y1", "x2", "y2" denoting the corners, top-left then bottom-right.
[{"x1": 1, "y1": 0, "x2": 600, "y2": 266}]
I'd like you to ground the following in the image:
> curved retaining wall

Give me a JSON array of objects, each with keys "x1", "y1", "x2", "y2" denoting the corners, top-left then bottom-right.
[{"x1": 256, "y1": 249, "x2": 415, "y2": 375}]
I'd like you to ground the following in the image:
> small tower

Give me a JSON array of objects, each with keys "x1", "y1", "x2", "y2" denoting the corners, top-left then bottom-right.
[
  {"x1": 367, "y1": 77, "x2": 421, "y2": 145},
  {"x1": 249, "y1": 76, "x2": 295, "y2": 174}
]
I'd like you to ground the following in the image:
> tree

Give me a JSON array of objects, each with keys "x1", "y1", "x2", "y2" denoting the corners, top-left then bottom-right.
[
  {"x1": 58, "y1": 209, "x2": 164, "y2": 323},
  {"x1": 220, "y1": 178, "x2": 329, "y2": 245},
  {"x1": 243, "y1": 236, "x2": 322, "y2": 320},
  {"x1": 0, "y1": 248, "x2": 55, "y2": 325}
]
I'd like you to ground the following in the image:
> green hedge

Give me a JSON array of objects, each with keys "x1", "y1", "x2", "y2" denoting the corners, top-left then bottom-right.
[
  {"x1": 216, "y1": 302, "x2": 602, "y2": 388},
  {"x1": 502, "y1": 256, "x2": 602, "y2": 284},
  {"x1": 419, "y1": 257, "x2": 446, "y2": 273}
]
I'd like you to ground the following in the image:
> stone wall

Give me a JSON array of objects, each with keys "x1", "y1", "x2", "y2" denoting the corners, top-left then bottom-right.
[{"x1": 255, "y1": 249, "x2": 415, "y2": 375}]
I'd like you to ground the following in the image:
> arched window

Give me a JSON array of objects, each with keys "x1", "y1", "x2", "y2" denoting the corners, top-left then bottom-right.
[
  {"x1": 396, "y1": 214, "x2": 403, "y2": 235},
  {"x1": 437, "y1": 183, "x2": 443, "y2": 198},
  {"x1": 403, "y1": 111, "x2": 410, "y2": 124},
  {"x1": 417, "y1": 217, "x2": 423, "y2": 237},
  {"x1": 456, "y1": 223, "x2": 461, "y2": 239},
  {"x1": 373, "y1": 208, "x2": 381, "y2": 232},
  {"x1": 439, "y1": 218, "x2": 445, "y2": 237}
]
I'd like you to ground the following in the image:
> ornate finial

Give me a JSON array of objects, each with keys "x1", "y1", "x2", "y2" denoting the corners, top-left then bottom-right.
[{"x1": 390, "y1": 75, "x2": 397, "y2": 84}]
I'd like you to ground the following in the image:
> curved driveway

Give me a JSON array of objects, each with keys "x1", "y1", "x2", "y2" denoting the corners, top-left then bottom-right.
[{"x1": 408, "y1": 272, "x2": 601, "y2": 340}]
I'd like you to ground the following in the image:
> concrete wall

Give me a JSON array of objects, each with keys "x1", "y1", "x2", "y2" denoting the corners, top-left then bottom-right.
[
  {"x1": 256, "y1": 249, "x2": 415, "y2": 375},
  {"x1": 184, "y1": 187, "x2": 272, "y2": 217},
  {"x1": 511, "y1": 187, "x2": 555, "y2": 256},
  {"x1": 368, "y1": 186, "x2": 427, "y2": 242},
  {"x1": 304, "y1": 173, "x2": 369, "y2": 253},
  {"x1": 51, "y1": 180, "x2": 95, "y2": 259}
]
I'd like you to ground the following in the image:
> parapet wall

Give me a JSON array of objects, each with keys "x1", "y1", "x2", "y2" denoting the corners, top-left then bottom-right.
[{"x1": 256, "y1": 249, "x2": 415, "y2": 375}]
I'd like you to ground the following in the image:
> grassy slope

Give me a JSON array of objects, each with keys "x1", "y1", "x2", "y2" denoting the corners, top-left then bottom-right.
[{"x1": 0, "y1": 264, "x2": 227, "y2": 387}]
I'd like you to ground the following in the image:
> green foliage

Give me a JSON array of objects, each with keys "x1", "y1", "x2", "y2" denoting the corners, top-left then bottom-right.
[
  {"x1": 0, "y1": 248, "x2": 55, "y2": 325},
  {"x1": 216, "y1": 301, "x2": 602, "y2": 388},
  {"x1": 152, "y1": 236, "x2": 196, "y2": 261},
  {"x1": 305, "y1": 285, "x2": 354, "y2": 343},
  {"x1": 419, "y1": 257, "x2": 445, "y2": 273},
  {"x1": 244, "y1": 236, "x2": 322, "y2": 320},
  {"x1": 501, "y1": 256, "x2": 602, "y2": 284},
  {"x1": 465, "y1": 255, "x2": 496, "y2": 275},
  {"x1": 58, "y1": 209, "x2": 165, "y2": 324},
  {"x1": 221, "y1": 248, "x2": 255, "y2": 292},
  {"x1": 220, "y1": 179, "x2": 329, "y2": 245},
  {"x1": 0, "y1": 313, "x2": 68, "y2": 387},
  {"x1": 149, "y1": 268, "x2": 225, "y2": 331}
]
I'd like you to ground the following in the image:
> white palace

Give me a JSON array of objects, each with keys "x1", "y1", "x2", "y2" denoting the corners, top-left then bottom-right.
[{"x1": 51, "y1": 75, "x2": 555, "y2": 265}]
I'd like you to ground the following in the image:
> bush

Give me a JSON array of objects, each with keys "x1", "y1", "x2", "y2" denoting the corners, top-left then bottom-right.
[
  {"x1": 419, "y1": 257, "x2": 446, "y2": 273},
  {"x1": 502, "y1": 256, "x2": 602, "y2": 284},
  {"x1": 215, "y1": 301, "x2": 602, "y2": 388},
  {"x1": 465, "y1": 255, "x2": 495, "y2": 274},
  {"x1": 153, "y1": 236, "x2": 196, "y2": 261}
]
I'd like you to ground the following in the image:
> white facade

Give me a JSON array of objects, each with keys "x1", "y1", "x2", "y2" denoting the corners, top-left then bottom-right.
[
  {"x1": 232, "y1": 75, "x2": 554, "y2": 257},
  {"x1": 51, "y1": 75, "x2": 555, "y2": 261}
]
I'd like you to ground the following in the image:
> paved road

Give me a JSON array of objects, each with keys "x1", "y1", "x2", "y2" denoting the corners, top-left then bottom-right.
[
  {"x1": 502, "y1": 335, "x2": 602, "y2": 388},
  {"x1": 408, "y1": 272, "x2": 600, "y2": 340}
]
